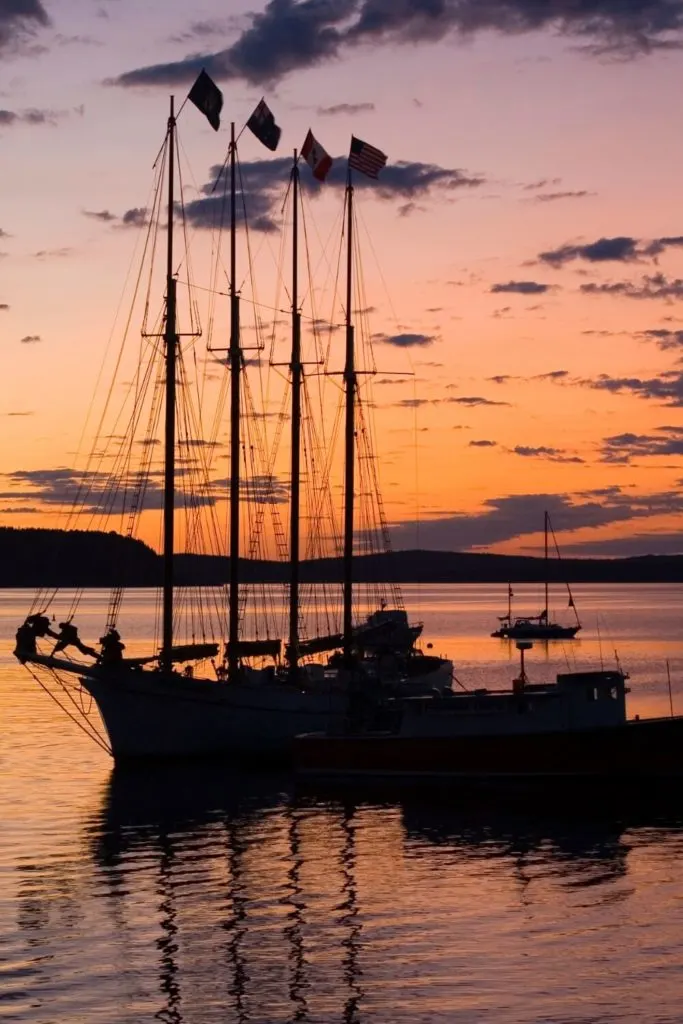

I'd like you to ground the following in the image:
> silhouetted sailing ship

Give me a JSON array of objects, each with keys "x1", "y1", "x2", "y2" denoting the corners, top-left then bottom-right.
[{"x1": 14, "y1": 77, "x2": 450, "y2": 759}]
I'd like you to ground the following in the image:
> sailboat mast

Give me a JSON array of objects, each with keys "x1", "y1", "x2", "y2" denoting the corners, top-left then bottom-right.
[
  {"x1": 228, "y1": 122, "x2": 241, "y2": 677},
  {"x1": 289, "y1": 152, "x2": 302, "y2": 675},
  {"x1": 161, "y1": 95, "x2": 177, "y2": 673},
  {"x1": 544, "y1": 509, "x2": 549, "y2": 622},
  {"x1": 342, "y1": 173, "x2": 355, "y2": 663}
]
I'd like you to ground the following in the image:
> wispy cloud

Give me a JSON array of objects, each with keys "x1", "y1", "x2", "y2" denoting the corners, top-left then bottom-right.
[
  {"x1": 557, "y1": 533, "x2": 683, "y2": 557},
  {"x1": 580, "y1": 274, "x2": 683, "y2": 301},
  {"x1": 450, "y1": 396, "x2": 510, "y2": 407},
  {"x1": 0, "y1": 0, "x2": 49, "y2": 54},
  {"x1": 638, "y1": 328, "x2": 683, "y2": 350},
  {"x1": 32, "y1": 248, "x2": 71, "y2": 259},
  {"x1": 373, "y1": 332, "x2": 436, "y2": 348},
  {"x1": 83, "y1": 209, "x2": 117, "y2": 223},
  {"x1": 539, "y1": 235, "x2": 683, "y2": 267},
  {"x1": 110, "y1": 1, "x2": 683, "y2": 90},
  {"x1": 600, "y1": 426, "x2": 683, "y2": 463},
  {"x1": 119, "y1": 207, "x2": 149, "y2": 228},
  {"x1": 510, "y1": 445, "x2": 584, "y2": 463},
  {"x1": 531, "y1": 190, "x2": 595, "y2": 203},
  {"x1": 185, "y1": 155, "x2": 483, "y2": 234},
  {"x1": 487, "y1": 369, "x2": 568, "y2": 384},
  {"x1": 388, "y1": 487, "x2": 683, "y2": 552},
  {"x1": 0, "y1": 108, "x2": 69, "y2": 127},
  {"x1": 317, "y1": 102, "x2": 375, "y2": 116},
  {"x1": 490, "y1": 280, "x2": 554, "y2": 295},
  {"x1": 580, "y1": 371, "x2": 683, "y2": 406},
  {"x1": 0, "y1": 466, "x2": 227, "y2": 513}
]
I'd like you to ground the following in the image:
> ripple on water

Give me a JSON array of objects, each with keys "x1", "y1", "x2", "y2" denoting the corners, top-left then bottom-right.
[{"x1": 3, "y1": 587, "x2": 683, "y2": 1022}]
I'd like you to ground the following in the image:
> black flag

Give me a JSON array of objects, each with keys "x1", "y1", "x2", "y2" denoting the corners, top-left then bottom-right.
[
  {"x1": 247, "y1": 99, "x2": 281, "y2": 151},
  {"x1": 188, "y1": 70, "x2": 223, "y2": 131}
]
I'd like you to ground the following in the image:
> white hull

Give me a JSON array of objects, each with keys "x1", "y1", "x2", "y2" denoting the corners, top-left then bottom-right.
[
  {"x1": 82, "y1": 669, "x2": 348, "y2": 760},
  {"x1": 403, "y1": 659, "x2": 454, "y2": 694},
  {"x1": 367, "y1": 658, "x2": 454, "y2": 696}
]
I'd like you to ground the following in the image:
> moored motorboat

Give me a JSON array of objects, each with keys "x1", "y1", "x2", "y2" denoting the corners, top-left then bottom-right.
[{"x1": 294, "y1": 644, "x2": 683, "y2": 782}]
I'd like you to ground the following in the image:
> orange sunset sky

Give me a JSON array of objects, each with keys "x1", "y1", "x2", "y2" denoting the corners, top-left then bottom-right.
[{"x1": 1, "y1": 0, "x2": 682, "y2": 558}]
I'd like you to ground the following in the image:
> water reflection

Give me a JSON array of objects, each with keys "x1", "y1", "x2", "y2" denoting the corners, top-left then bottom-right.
[
  {"x1": 11, "y1": 765, "x2": 683, "y2": 1024},
  {"x1": 90, "y1": 767, "x2": 370, "y2": 1024}
]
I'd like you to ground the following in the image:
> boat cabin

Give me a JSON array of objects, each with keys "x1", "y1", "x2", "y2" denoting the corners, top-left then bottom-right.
[{"x1": 396, "y1": 670, "x2": 628, "y2": 739}]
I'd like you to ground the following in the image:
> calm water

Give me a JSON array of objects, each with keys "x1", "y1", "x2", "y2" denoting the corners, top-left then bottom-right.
[{"x1": 2, "y1": 584, "x2": 683, "y2": 1023}]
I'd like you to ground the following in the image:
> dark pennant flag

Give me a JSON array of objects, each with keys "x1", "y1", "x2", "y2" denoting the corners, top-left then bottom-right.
[
  {"x1": 188, "y1": 70, "x2": 223, "y2": 131},
  {"x1": 348, "y1": 136, "x2": 387, "y2": 179},
  {"x1": 247, "y1": 99, "x2": 281, "y2": 151}
]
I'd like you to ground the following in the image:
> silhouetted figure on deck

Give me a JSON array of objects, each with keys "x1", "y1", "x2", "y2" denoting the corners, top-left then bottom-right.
[
  {"x1": 52, "y1": 621, "x2": 97, "y2": 658},
  {"x1": 98, "y1": 627, "x2": 126, "y2": 665},
  {"x1": 14, "y1": 613, "x2": 59, "y2": 662},
  {"x1": 25, "y1": 613, "x2": 59, "y2": 639},
  {"x1": 14, "y1": 622, "x2": 37, "y2": 661}
]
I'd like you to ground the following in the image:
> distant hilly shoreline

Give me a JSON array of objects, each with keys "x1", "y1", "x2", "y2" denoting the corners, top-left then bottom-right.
[{"x1": 1, "y1": 526, "x2": 681, "y2": 587}]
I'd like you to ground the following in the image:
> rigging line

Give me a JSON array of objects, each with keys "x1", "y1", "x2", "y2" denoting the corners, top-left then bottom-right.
[
  {"x1": 52, "y1": 668, "x2": 113, "y2": 752},
  {"x1": 26, "y1": 665, "x2": 111, "y2": 754},
  {"x1": 236, "y1": 153, "x2": 277, "y2": 472},
  {"x1": 355, "y1": 200, "x2": 405, "y2": 343},
  {"x1": 179, "y1": 277, "x2": 347, "y2": 328},
  {"x1": 106, "y1": 354, "x2": 166, "y2": 629},
  {"x1": 234, "y1": 151, "x2": 276, "y2": 300},
  {"x1": 302, "y1": 382, "x2": 341, "y2": 635},
  {"x1": 413, "y1": 372, "x2": 421, "y2": 578},
  {"x1": 81, "y1": 332, "x2": 161, "y2": 545},
  {"x1": 180, "y1": 392, "x2": 225, "y2": 567},
  {"x1": 177, "y1": 376, "x2": 225, "y2": 608},
  {"x1": 176, "y1": 138, "x2": 200, "y2": 340},
  {"x1": 62, "y1": 175, "x2": 166, "y2": 535},
  {"x1": 31, "y1": 162, "x2": 166, "y2": 618},
  {"x1": 66, "y1": 330, "x2": 163, "y2": 624},
  {"x1": 271, "y1": 173, "x2": 295, "y2": 365},
  {"x1": 299, "y1": 183, "x2": 347, "y2": 313},
  {"x1": 205, "y1": 136, "x2": 231, "y2": 363},
  {"x1": 246, "y1": 376, "x2": 288, "y2": 635},
  {"x1": 300, "y1": 195, "x2": 323, "y2": 368},
  {"x1": 326, "y1": 206, "x2": 346, "y2": 374}
]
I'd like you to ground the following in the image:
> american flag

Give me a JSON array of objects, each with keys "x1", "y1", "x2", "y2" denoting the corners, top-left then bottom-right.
[{"x1": 348, "y1": 136, "x2": 387, "y2": 179}]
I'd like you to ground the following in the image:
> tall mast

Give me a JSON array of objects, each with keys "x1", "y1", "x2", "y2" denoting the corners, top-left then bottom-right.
[
  {"x1": 544, "y1": 509, "x2": 549, "y2": 622},
  {"x1": 161, "y1": 96, "x2": 177, "y2": 673},
  {"x1": 342, "y1": 173, "x2": 355, "y2": 663},
  {"x1": 228, "y1": 121, "x2": 241, "y2": 677},
  {"x1": 288, "y1": 152, "x2": 302, "y2": 676}
]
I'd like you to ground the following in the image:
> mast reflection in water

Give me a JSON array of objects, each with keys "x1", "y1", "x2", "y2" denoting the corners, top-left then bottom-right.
[{"x1": 9, "y1": 764, "x2": 683, "y2": 1023}]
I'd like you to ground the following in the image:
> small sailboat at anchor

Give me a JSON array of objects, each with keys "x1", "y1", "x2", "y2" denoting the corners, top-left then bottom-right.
[{"x1": 491, "y1": 511, "x2": 581, "y2": 640}]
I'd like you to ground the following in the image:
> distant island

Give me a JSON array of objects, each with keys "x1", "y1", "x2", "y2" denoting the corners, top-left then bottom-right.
[{"x1": 1, "y1": 526, "x2": 681, "y2": 587}]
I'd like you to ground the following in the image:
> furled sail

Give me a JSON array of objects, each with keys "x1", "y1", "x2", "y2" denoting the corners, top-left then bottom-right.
[
  {"x1": 227, "y1": 638, "x2": 282, "y2": 659},
  {"x1": 164, "y1": 643, "x2": 220, "y2": 663},
  {"x1": 296, "y1": 634, "x2": 344, "y2": 657}
]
